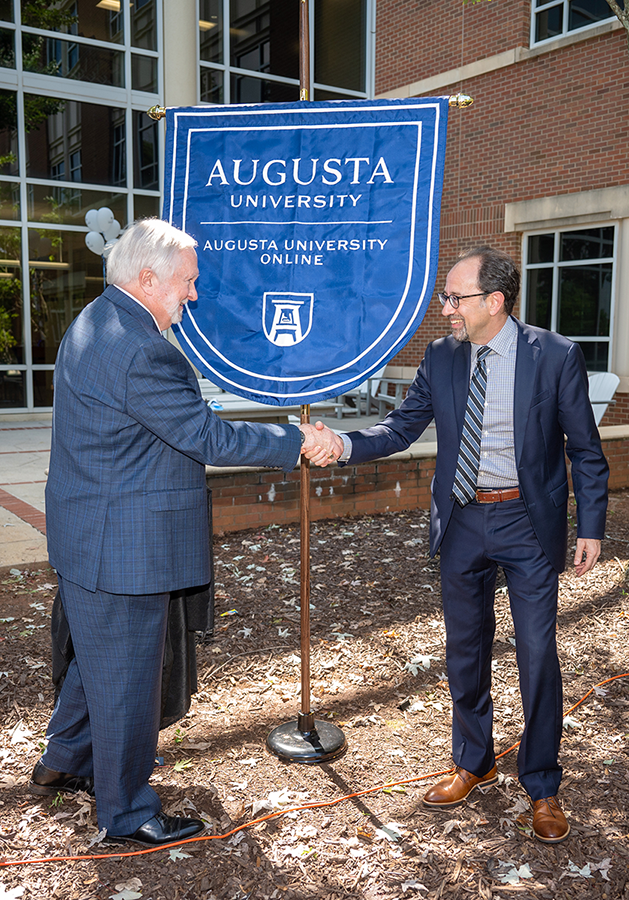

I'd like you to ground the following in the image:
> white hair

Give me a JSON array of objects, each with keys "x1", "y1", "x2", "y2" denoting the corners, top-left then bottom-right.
[{"x1": 106, "y1": 218, "x2": 198, "y2": 286}]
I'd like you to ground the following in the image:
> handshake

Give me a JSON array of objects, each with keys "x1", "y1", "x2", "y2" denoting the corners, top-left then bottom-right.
[{"x1": 298, "y1": 421, "x2": 345, "y2": 467}]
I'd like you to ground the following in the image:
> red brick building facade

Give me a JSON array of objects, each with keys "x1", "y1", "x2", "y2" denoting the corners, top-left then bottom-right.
[{"x1": 375, "y1": 0, "x2": 629, "y2": 424}]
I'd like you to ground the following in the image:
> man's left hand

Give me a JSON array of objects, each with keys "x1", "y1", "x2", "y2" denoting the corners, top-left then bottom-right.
[{"x1": 573, "y1": 538, "x2": 601, "y2": 576}]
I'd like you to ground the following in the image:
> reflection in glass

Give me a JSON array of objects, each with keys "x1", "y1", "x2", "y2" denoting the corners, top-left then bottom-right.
[
  {"x1": 23, "y1": 33, "x2": 124, "y2": 86},
  {"x1": 315, "y1": 0, "x2": 365, "y2": 92},
  {"x1": 569, "y1": 0, "x2": 617, "y2": 31},
  {"x1": 558, "y1": 264, "x2": 612, "y2": 337},
  {"x1": 535, "y1": 6, "x2": 562, "y2": 41},
  {"x1": 133, "y1": 111, "x2": 158, "y2": 190},
  {"x1": 21, "y1": 0, "x2": 123, "y2": 43},
  {"x1": 132, "y1": 53, "x2": 157, "y2": 92},
  {"x1": 29, "y1": 229, "x2": 103, "y2": 364},
  {"x1": 25, "y1": 97, "x2": 126, "y2": 187},
  {"x1": 200, "y1": 67, "x2": 223, "y2": 104},
  {"x1": 230, "y1": 0, "x2": 298, "y2": 80},
  {"x1": 0, "y1": 181, "x2": 19, "y2": 220},
  {"x1": 0, "y1": 0, "x2": 13, "y2": 23},
  {"x1": 0, "y1": 368, "x2": 24, "y2": 408},
  {"x1": 0, "y1": 226, "x2": 23, "y2": 367},
  {"x1": 131, "y1": 0, "x2": 156, "y2": 51},
  {"x1": 528, "y1": 233, "x2": 554, "y2": 264},
  {"x1": 0, "y1": 89, "x2": 18, "y2": 176},
  {"x1": 575, "y1": 341, "x2": 608, "y2": 372},
  {"x1": 525, "y1": 268, "x2": 552, "y2": 330},
  {"x1": 134, "y1": 193, "x2": 160, "y2": 220},
  {"x1": 560, "y1": 226, "x2": 614, "y2": 261},
  {"x1": 313, "y1": 89, "x2": 359, "y2": 101},
  {"x1": 27, "y1": 184, "x2": 126, "y2": 227},
  {"x1": 199, "y1": 0, "x2": 222, "y2": 63},
  {"x1": 230, "y1": 73, "x2": 299, "y2": 104},
  {"x1": 33, "y1": 368, "x2": 53, "y2": 407},
  {"x1": 0, "y1": 27, "x2": 14, "y2": 67}
]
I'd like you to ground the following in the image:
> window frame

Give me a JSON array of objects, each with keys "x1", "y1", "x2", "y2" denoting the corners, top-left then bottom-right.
[
  {"x1": 197, "y1": 0, "x2": 376, "y2": 105},
  {"x1": 0, "y1": 0, "x2": 163, "y2": 412},
  {"x1": 530, "y1": 0, "x2": 619, "y2": 47},
  {"x1": 521, "y1": 223, "x2": 618, "y2": 373}
]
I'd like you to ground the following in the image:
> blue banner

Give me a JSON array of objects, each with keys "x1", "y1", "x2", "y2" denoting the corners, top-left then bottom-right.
[{"x1": 163, "y1": 98, "x2": 449, "y2": 405}]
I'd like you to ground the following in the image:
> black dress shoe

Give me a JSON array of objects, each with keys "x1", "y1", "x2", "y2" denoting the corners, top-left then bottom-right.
[
  {"x1": 29, "y1": 760, "x2": 95, "y2": 798},
  {"x1": 106, "y1": 812, "x2": 205, "y2": 847}
]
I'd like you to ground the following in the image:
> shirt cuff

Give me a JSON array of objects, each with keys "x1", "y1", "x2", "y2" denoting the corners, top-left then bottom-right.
[{"x1": 338, "y1": 433, "x2": 353, "y2": 462}]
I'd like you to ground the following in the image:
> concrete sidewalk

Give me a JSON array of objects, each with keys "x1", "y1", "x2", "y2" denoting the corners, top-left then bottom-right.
[
  {"x1": 0, "y1": 413, "x2": 50, "y2": 568},
  {"x1": 0, "y1": 409, "x2": 436, "y2": 570}
]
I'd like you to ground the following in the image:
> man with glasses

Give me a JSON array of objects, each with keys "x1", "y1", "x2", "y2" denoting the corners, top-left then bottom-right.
[{"x1": 324, "y1": 245, "x2": 608, "y2": 843}]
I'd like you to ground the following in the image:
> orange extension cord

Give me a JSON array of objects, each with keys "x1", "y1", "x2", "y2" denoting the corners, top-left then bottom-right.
[{"x1": 1, "y1": 673, "x2": 627, "y2": 869}]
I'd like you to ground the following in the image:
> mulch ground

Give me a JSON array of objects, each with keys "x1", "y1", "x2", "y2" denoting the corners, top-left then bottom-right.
[{"x1": 0, "y1": 490, "x2": 628, "y2": 900}]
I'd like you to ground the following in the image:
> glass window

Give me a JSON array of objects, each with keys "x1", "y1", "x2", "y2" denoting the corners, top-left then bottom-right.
[
  {"x1": 0, "y1": 89, "x2": 18, "y2": 176},
  {"x1": 533, "y1": 0, "x2": 622, "y2": 45},
  {"x1": 0, "y1": 225, "x2": 23, "y2": 367},
  {"x1": 0, "y1": 368, "x2": 25, "y2": 407},
  {"x1": 20, "y1": 0, "x2": 123, "y2": 44},
  {"x1": 201, "y1": 1, "x2": 371, "y2": 106},
  {"x1": 230, "y1": 0, "x2": 298, "y2": 79},
  {"x1": 315, "y1": 0, "x2": 365, "y2": 92},
  {"x1": 524, "y1": 226, "x2": 615, "y2": 371},
  {"x1": 27, "y1": 185, "x2": 125, "y2": 227},
  {"x1": 131, "y1": 0, "x2": 156, "y2": 51},
  {"x1": 133, "y1": 110, "x2": 158, "y2": 190},
  {"x1": 0, "y1": 1, "x2": 13, "y2": 23},
  {"x1": 199, "y1": 0, "x2": 222, "y2": 63},
  {"x1": 24, "y1": 97, "x2": 126, "y2": 187},
  {"x1": 0, "y1": 26, "x2": 14, "y2": 67},
  {"x1": 0, "y1": 181, "x2": 19, "y2": 220},
  {"x1": 22, "y1": 33, "x2": 124, "y2": 86},
  {"x1": 133, "y1": 193, "x2": 159, "y2": 220},
  {"x1": 230, "y1": 73, "x2": 299, "y2": 104},
  {"x1": 313, "y1": 88, "x2": 362, "y2": 100},
  {"x1": 131, "y1": 52, "x2": 157, "y2": 92},
  {"x1": 32, "y1": 368, "x2": 53, "y2": 407},
  {"x1": 200, "y1": 67, "x2": 223, "y2": 104},
  {"x1": 29, "y1": 228, "x2": 103, "y2": 365}
]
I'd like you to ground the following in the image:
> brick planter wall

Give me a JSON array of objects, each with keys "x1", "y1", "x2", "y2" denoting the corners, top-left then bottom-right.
[{"x1": 207, "y1": 430, "x2": 629, "y2": 534}]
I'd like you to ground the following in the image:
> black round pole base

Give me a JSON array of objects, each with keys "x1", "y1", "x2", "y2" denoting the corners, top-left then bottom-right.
[{"x1": 266, "y1": 717, "x2": 347, "y2": 764}]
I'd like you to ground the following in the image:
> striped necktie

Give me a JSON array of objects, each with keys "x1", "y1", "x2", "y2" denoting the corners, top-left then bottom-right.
[{"x1": 452, "y1": 345, "x2": 492, "y2": 507}]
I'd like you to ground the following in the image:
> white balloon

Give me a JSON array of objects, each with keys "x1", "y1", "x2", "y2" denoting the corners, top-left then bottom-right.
[
  {"x1": 85, "y1": 209, "x2": 99, "y2": 230},
  {"x1": 103, "y1": 219, "x2": 121, "y2": 241},
  {"x1": 96, "y1": 207, "x2": 115, "y2": 233},
  {"x1": 85, "y1": 231, "x2": 106, "y2": 255}
]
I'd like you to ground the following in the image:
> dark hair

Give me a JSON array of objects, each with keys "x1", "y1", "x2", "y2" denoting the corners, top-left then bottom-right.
[{"x1": 458, "y1": 245, "x2": 520, "y2": 315}]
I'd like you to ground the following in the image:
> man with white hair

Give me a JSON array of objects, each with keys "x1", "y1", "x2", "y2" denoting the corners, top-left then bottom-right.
[{"x1": 30, "y1": 218, "x2": 338, "y2": 846}]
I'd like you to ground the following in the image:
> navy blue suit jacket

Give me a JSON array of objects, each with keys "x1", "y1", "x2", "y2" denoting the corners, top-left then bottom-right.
[
  {"x1": 46, "y1": 285, "x2": 301, "y2": 594},
  {"x1": 345, "y1": 318, "x2": 608, "y2": 572}
]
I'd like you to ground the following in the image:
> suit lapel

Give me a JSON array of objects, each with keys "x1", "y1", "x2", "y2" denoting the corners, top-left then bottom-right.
[
  {"x1": 452, "y1": 340, "x2": 471, "y2": 435},
  {"x1": 513, "y1": 319, "x2": 540, "y2": 465}
]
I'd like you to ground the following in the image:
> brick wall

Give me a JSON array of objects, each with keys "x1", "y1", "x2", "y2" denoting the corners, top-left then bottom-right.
[
  {"x1": 375, "y1": 1, "x2": 629, "y2": 425},
  {"x1": 599, "y1": 392, "x2": 629, "y2": 426},
  {"x1": 207, "y1": 432, "x2": 629, "y2": 533}
]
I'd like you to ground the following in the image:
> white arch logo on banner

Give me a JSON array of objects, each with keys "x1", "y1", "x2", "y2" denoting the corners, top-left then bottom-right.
[{"x1": 164, "y1": 98, "x2": 449, "y2": 405}]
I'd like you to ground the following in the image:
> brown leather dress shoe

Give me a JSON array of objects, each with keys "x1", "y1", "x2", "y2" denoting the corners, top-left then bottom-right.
[
  {"x1": 532, "y1": 796, "x2": 570, "y2": 843},
  {"x1": 423, "y1": 765, "x2": 498, "y2": 808}
]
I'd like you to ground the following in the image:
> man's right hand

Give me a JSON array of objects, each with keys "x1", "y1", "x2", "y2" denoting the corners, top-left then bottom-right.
[{"x1": 298, "y1": 422, "x2": 344, "y2": 467}]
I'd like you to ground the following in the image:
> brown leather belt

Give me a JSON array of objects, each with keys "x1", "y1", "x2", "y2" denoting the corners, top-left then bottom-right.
[{"x1": 475, "y1": 487, "x2": 520, "y2": 503}]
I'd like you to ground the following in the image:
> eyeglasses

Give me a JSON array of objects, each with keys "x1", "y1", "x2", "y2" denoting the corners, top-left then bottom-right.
[{"x1": 437, "y1": 291, "x2": 489, "y2": 309}]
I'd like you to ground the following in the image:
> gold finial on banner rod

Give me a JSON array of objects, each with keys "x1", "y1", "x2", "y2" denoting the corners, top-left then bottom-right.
[
  {"x1": 449, "y1": 93, "x2": 474, "y2": 108},
  {"x1": 147, "y1": 105, "x2": 166, "y2": 120}
]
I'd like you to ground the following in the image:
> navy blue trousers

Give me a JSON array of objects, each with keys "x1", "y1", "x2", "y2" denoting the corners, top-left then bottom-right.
[
  {"x1": 42, "y1": 575, "x2": 169, "y2": 834},
  {"x1": 439, "y1": 497, "x2": 563, "y2": 801}
]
